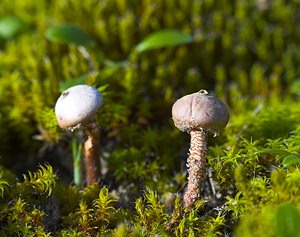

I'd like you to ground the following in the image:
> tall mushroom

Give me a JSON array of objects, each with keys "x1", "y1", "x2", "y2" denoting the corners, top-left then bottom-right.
[
  {"x1": 172, "y1": 89, "x2": 229, "y2": 209},
  {"x1": 55, "y1": 84, "x2": 103, "y2": 185}
]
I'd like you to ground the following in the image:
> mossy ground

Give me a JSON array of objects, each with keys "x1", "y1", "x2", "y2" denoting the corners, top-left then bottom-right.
[{"x1": 0, "y1": 0, "x2": 300, "y2": 236}]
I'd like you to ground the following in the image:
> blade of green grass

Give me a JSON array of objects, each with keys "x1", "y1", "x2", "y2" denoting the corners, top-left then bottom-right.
[
  {"x1": 135, "y1": 29, "x2": 193, "y2": 53},
  {"x1": 0, "y1": 16, "x2": 24, "y2": 39},
  {"x1": 45, "y1": 23, "x2": 93, "y2": 45}
]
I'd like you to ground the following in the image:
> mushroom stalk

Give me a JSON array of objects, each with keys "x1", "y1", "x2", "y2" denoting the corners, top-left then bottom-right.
[
  {"x1": 183, "y1": 129, "x2": 207, "y2": 208},
  {"x1": 172, "y1": 89, "x2": 229, "y2": 209},
  {"x1": 83, "y1": 121, "x2": 101, "y2": 185},
  {"x1": 55, "y1": 85, "x2": 103, "y2": 186}
]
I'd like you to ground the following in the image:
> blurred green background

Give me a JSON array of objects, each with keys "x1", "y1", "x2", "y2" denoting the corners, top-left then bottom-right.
[{"x1": 1, "y1": 0, "x2": 299, "y2": 175}]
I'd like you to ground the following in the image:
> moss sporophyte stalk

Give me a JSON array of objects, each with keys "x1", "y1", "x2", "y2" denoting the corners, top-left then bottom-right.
[
  {"x1": 55, "y1": 85, "x2": 102, "y2": 185},
  {"x1": 172, "y1": 89, "x2": 229, "y2": 208}
]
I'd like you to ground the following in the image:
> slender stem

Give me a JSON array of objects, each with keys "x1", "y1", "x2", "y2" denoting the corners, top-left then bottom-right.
[
  {"x1": 72, "y1": 136, "x2": 82, "y2": 186},
  {"x1": 83, "y1": 121, "x2": 101, "y2": 185},
  {"x1": 208, "y1": 168, "x2": 216, "y2": 197},
  {"x1": 183, "y1": 129, "x2": 207, "y2": 209},
  {"x1": 78, "y1": 46, "x2": 95, "y2": 72}
]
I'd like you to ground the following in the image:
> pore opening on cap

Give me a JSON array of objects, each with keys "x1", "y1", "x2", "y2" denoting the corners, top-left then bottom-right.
[{"x1": 198, "y1": 89, "x2": 208, "y2": 95}]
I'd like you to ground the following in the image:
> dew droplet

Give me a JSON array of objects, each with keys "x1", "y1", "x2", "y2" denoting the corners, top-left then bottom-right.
[
  {"x1": 213, "y1": 131, "x2": 219, "y2": 137},
  {"x1": 67, "y1": 123, "x2": 81, "y2": 132}
]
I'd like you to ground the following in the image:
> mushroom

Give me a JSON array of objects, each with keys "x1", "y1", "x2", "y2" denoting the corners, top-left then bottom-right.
[
  {"x1": 172, "y1": 89, "x2": 229, "y2": 208},
  {"x1": 55, "y1": 84, "x2": 103, "y2": 185}
]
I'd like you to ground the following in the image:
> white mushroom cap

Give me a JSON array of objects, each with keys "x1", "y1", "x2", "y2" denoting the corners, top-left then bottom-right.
[{"x1": 55, "y1": 85, "x2": 103, "y2": 129}]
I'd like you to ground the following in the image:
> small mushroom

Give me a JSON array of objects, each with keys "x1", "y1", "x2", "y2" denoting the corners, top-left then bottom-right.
[
  {"x1": 172, "y1": 89, "x2": 229, "y2": 208},
  {"x1": 55, "y1": 84, "x2": 103, "y2": 185}
]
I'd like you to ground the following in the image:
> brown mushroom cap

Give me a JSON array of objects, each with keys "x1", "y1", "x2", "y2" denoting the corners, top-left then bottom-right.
[{"x1": 172, "y1": 90, "x2": 229, "y2": 132}]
